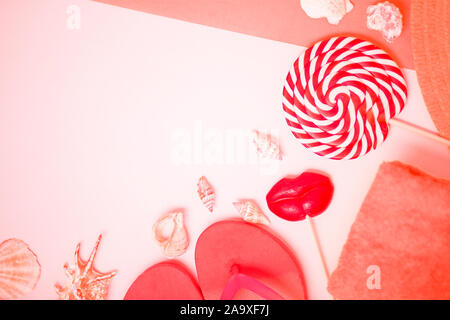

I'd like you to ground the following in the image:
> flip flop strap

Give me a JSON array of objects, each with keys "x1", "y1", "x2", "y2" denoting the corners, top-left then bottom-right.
[{"x1": 220, "y1": 269, "x2": 284, "y2": 300}]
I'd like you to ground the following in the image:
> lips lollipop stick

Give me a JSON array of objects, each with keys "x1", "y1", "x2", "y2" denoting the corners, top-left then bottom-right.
[
  {"x1": 306, "y1": 216, "x2": 331, "y2": 280},
  {"x1": 266, "y1": 171, "x2": 334, "y2": 281}
]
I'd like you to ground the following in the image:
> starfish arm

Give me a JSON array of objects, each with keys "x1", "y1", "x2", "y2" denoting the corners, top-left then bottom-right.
[
  {"x1": 86, "y1": 271, "x2": 117, "y2": 285},
  {"x1": 83, "y1": 234, "x2": 102, "y2": 277}
]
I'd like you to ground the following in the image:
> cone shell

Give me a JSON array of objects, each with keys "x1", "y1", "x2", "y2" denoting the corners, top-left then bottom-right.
[
  {"x1": 233, "y1": 200, "x2": 270, "y2": 225},
  {"x1": 153, "y1": 212, "x2": 189, "y2": 258},
  {"x1": 197, "y1": 176, "x2": 215, "y2": 212},
  {"x1": 251, "y1": 130, "x2": 283, "y2": 160},
  {"x1": 0, "y1": 239, "x2": 41, "y2": 300}
]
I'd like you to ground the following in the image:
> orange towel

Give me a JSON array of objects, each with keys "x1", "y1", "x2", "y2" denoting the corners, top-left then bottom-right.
[{"x1": 328, "y1": 161, "x2": 450, "y2": 299}]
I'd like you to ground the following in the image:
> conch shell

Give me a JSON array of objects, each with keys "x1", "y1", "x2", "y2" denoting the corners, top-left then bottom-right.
[
  {"x1": 251, "y1": 130, "x2": 282, "y2": 160},
  {"x1": 153, "y1": 211, "x2": 189, "y2": 258},
  {"x1": 197, "y1": 176, "x2": 215, "y2": 213},
  {"x1": 0, "y1": 239, "x2": 41, "y2": 300},
  {"x1": 233, "y1": 200, "x2": 270, "y2": 225},
  {"x1": 55, "y1": 235, "x2": 117, "y2": 300},
  {"x1": 300, "y1": 0, "x2": 353, "y2": 25}
]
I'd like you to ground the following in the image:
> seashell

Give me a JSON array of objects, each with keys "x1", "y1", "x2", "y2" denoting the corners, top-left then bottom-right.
[
  {"x1": 197, "y1": 176, "x2": 215, "y2": 213},
  {"x1": 153, "y1": 211, "x2": 189, "y2": 258},
  {"x1": 0, "y1": 239, "x2": 41, "y2": 300},
  {"x1": 55, "y1": 235, "x2": 117, "y2": 300},
  {"x1": 233, "y1": 200, "x2": 270, "y2": 225},
  {"x1": 251, "y1": 130, "x2": 283, "y2": 160},
  {"x1": 367, "y1": 1, "x2": 403, "y2": 43},
  {"x1": 300, "y1": 0, "x2": 353, "y2": 25}
]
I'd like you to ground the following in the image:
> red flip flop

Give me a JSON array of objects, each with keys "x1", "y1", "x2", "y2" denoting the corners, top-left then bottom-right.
[
  {"x1": 124, "y1": 261, "x2": 203, "y2": 300},
  {"x1": 195, "y1": 220, "x2": 307, "y2": 300}
]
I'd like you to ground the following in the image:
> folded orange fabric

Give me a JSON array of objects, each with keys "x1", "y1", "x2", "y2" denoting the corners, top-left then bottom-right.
[{"x1": 328, "y1": 161, "x2": 450, "y2": 299}]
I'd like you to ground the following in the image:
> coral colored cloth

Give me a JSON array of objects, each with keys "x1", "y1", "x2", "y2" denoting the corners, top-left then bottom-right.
[
  {"x1": 92, "y1": 0, "x2": 414, "y2": 69},
  {"x1": 411, "y1": 0, "x2": 450, "y2": 138},
  {"x1": 328, "y1": 161, "x2": 450, "y2": 299}
]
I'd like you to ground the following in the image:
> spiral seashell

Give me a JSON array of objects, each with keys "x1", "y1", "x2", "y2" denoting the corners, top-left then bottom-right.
[
  {"x1": 197, "y1": 176, "x2": 215, "y2": 213},
  {"x1": 283, "y1": 36, "x2": 407, "y2": 160},
  {"x1": 153, "y1": 211, "x2": 189, "y2": 258},
  {"x1": 251, "y1": 130, "x2": 283, "y2": 160},
  {"x1": 233, "y1": 200, "x2": 270, "y2": 225},
  {"x1": 0, "y1": 239, "x2": 41, "y2": 300}
]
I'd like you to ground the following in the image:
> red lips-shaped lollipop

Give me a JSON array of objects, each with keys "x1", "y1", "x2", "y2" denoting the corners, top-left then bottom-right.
[{"x1": 266, "y1": 172, "x2": 334, "y2": 221}]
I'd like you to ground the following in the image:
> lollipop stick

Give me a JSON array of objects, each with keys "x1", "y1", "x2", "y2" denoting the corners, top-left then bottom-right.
[
  {"x1": 306, "y1": 215, "x2": 331, "y2": 281},
  {"x1": 390, "y1": 118, "x2": 450, "y2": 147}
]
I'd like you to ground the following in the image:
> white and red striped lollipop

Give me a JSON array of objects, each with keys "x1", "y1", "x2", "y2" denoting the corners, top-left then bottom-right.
[{"x1": 283, "y1": 36, "x2": 408, "y2": 160}]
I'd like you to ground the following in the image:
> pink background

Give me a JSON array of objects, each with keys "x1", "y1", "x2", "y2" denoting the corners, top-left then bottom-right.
[
  {"x1": 0, "y1": 0, "x2": 449, "y2": 299},
  {"x1": 94, "y1": 0, "x2": 414, "y2": 69}
]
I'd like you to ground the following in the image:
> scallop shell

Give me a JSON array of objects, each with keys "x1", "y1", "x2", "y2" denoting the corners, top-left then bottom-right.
[
  {"x1": 251, "y1": 130, "x2": 283, "y2": 160},
  {"x1": 0, "y1": 239, "x2": 41, "y2": 300},
  {"x1": 153, "y1": 211, "x2": 189, "y2": 258},
  {"x1": 197, "y1": 176, "x2": 215, "y2": 213},
  {"x1": 233, "y1": 200, "x2": 270, "y2": 225},
  {"x1": 300, "y1": 0, "x2": 353, "y2": 25},
  {"x1": 55, "y1": 235, "x2": 116, "y2": 300}
]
